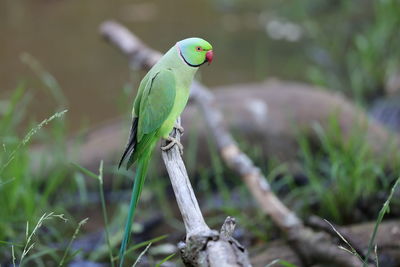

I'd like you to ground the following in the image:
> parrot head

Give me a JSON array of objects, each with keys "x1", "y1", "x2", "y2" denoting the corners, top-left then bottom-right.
[{"x1": 176, "y1": 38, "x2": 213, "y2": 67}]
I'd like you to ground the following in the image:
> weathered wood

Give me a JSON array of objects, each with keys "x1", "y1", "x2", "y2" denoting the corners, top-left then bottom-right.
[
  {"x1": 161, "y1": 118, "x2": 210, "y2": 236},
  {"x1": 161, "y1": 118, "x2": 252, "y2": 266},
  {"x1": 191, "y1": 80, "x2": 302, "y2": 231}
]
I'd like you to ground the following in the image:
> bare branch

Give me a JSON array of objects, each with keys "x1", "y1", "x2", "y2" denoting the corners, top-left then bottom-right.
[
  {"x1": 160, "y1": 118, "x2": 210, "y2": 236},
  {"x1": 161, "y1": 119, "x2": 252, "y2": 266},
  {"x1": 191, "y1": 81, "x2": 302, "y2": 231}
]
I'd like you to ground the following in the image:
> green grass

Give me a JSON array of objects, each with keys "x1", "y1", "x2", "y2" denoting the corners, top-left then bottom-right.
[
  {"x1": 291, "y1": 114, "x2": 398, "y2": 223},
  {"x1": 324, "y1": 176, "x2": 400, "y2": 266},
  {"x1": 0, "y1": 89, "x2": 67, "y2": 233},
  {"x1": 285, "y1": 0, "x2": 400, "y2": 103},
  {"x1": 363, "y1": 176, "x2": 400, "y2": 266},
  {"x1": 72, "y1": 162, "x2": 115, "y2": 266},
  {"x1": 0, "y1": 86, "x2": 74, "y2": 262},
  {"x1": 0, "y1": 56, "x2": 73, "y2": 261},
  {"x1": 0, "y1": 66, "x2": 173, "y2": 265},
  {"x1": 0, "y1": 59, "x2": 90, "y2": 264}
]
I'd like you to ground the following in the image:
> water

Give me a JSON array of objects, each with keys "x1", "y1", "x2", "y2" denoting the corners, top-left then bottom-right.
[{"x1": 0, "y1": 0, "x2": 307, "y2": 131}]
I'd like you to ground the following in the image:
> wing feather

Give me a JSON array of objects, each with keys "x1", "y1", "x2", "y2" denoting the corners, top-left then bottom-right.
[
  {"x1": 118, "y1": 117, "x2": 138, "y2": 169},
  {"x1": 137, "y1": 69, "x2": 176, "y2": 141},
  {"x1": 119, "y1": 69, "x2": 176, "y2": 168}
]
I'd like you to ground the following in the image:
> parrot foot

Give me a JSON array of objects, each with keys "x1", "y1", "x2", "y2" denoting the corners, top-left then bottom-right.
[
  {"x1": 174, "y1": 124, "x2": 184, "y2": 135},
  {"x1": 161, "y1": 136, "x2": 184, "y2": 155}
]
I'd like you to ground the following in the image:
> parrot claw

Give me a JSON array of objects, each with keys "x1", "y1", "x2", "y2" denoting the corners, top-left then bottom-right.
[
  {"x1": 161, "y1": 136, "x2": 184, "y2": 155},
  {"x1": 174, "y1": 124, "x2": 184, "y2": 135}
]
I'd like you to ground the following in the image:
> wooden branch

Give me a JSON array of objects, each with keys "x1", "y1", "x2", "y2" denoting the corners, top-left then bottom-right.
[
  {"x1": 161, "y1": 119, "x2": 252, "y2": 266},
  {"x1": 191, "y1": 81, "x2": 302, "y2": 231},
  {"x1": 100, "y1": 20, "x2": 366, "y2": 266},
  {"x1": 100, "y1": 21, "x2": 161, "y2": 70},
  {"x1": 161, "y1": 118, "x2": 210, "y2": 236}
]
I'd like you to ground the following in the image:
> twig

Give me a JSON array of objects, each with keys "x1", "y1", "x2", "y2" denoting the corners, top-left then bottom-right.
[
  {"x1": 132, "y1": 242, "x2": 152, "y2": 267},
  {"x1": 100, "y1": 20, "x2": 365, "y2": 267},
  {"x1": 307, "y1": 215, "x2": 368, "y2": 260}
]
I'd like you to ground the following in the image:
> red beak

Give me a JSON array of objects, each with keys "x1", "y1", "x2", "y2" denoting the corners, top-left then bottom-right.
[{"x1": 206, "y1": 50, "x2": 213, "y2": 65}]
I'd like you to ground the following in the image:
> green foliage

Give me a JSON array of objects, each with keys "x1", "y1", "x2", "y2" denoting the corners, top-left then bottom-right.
[
  {"x1": 72, "y1": 162, "x2": 114, "y2": 267},
  {"x1": 0, "y1": 90, "x2": 66, "y2": 233},
  {"x1": 0, "y1": 76, "x2": 170, "y2": 265},
  {"x1": 292, "y1": 115, "x2": 397, "y2": 223},
  {"x1": 290, "y1": 0, "x2": 400, "y2": 102},
  {"x1": 0, "y1": 86, "x2": 73, "y2": 261},
  {"x1": 0, "y1": 56, "x2": 71, "y2": 254}
]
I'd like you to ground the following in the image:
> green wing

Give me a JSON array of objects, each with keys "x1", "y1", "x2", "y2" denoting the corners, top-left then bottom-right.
[
  {"x1": 137, "y1": 69, "x2": 176, "y2": 141},
  {"x1": 121, "y1": 68, "x2": 176, "y2": 168},
  {"x1": 132, "y1": 74, "x2": 149, "y2": 117}
]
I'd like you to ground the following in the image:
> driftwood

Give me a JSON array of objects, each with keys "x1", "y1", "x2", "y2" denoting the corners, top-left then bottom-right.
[
  {"x1": 161, "y1": 118, "x2": 251, "y2": 266},
  {"x1": 99, "y1": 21, "x2": 367, "y2": 266}
]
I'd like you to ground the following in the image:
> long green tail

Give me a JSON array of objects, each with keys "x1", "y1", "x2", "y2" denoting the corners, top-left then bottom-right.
[{"x1": 119, "y1": 144, "x2": 154, "y2": 267}]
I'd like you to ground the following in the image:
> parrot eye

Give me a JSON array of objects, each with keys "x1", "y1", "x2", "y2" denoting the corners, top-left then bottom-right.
[{"x1": 196, "y1": 46, "x2": 203, "y2": 51}]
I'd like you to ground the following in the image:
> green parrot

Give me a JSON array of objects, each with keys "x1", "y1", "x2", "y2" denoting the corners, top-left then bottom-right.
[{"x1": 118, "y1": 37, "x2": 213, "y2": 266}]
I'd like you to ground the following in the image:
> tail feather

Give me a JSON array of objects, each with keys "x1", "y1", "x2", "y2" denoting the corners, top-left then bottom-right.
[
  {"x1": 118, "y1": 142, "x2": 155, "y2": 267},
  {"x1": 118, "y1": 117, "x2": 138, "y2": 169}
]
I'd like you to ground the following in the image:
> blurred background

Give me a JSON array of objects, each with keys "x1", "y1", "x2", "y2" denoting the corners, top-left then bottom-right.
[
  {"x1": 1, "y1": 0, "x2": 400, "y2": 266},
  {"x1": 0, "y1": 0, "x2": 318, "y2": 130}
]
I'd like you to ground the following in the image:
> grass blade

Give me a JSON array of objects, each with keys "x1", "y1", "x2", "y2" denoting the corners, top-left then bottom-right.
[
  {"x1": 265, "y1": 259, "x2": 298, "y2": 267},
  {"x1": 20, "y1": 53, "x2": 67, "y2": 107},
  {"x1": 71, "y1": 163, "x2": 98, "y2": 180},
  {"x1": 0, "y1": 110, "x2": 68, "y2": 176},
  {"x1": 132, "y1": 242, "x2": 152, "y2": 267},
  {"x1": 363, "y1": 176, "x2": 400, "y2": 266},
  {"x1": 59, "y1": 218, "x2": 88, "y2": 266},
  {"x1": 98, "y1": 161, "x2": 115, "y2": 267},
  {"x1": 155, "y1": 253, "x2": 176, "y2": 267},
  {"x1": 112, "y1": 235, "x2": 168, "y2": 262}
]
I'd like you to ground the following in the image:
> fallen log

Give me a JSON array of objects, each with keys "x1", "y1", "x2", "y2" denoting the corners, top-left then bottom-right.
[{"x1": 30, "y1": 79, "x2": 399, "y2": 177}]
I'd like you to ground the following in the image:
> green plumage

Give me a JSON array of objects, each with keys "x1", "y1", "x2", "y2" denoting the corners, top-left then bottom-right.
[{"x1": 118, "y1": 38, "x2": 213, "y2": 266}]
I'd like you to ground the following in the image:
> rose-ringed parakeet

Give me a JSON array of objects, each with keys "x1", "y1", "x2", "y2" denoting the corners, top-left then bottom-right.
[{"x1": 118, "y1": 38, "x2": 213, "y2": 266}]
